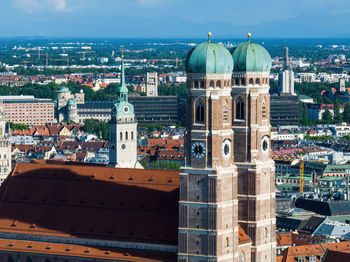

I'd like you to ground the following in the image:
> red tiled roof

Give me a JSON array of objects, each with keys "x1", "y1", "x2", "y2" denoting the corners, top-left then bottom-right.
[
  {"x1": 0, "y1": 162, "x2": 179, "y2": 246},
  {"x1": 323, "y1": 249, "x2": 350, "y2": 262},
  {"x1": 0, "y1": 238, "x2": 176, "y2": 261},
  {"x1": 238, "y1": 226, "x2": 251, "y2": 245},
  {"x1": 281, "y1": 241, "x2": 350, "y2": 262}
]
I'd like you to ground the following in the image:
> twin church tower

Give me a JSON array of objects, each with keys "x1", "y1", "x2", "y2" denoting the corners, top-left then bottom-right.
[
  {"x1": 179, "y1": 33, "x2": 276, "y2": 262},
  {"x1": 108, "y1": 34, "x2": 275, "y2": 262}
]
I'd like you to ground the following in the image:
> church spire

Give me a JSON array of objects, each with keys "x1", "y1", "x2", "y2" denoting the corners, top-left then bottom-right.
[{"x1": 117, "y1": 49, "x2": 128, "y2": 103}]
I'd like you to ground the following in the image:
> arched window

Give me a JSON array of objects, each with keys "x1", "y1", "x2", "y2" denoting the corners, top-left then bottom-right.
[
  {"x1": 223, "y1": 102, "x2": 228, "y2": 123},
  {"x1": 200, "y1": 81, "x2": 205, "y2": 89},
  {"x1": 195, "y1": 100, "x2": 204, "y2": 122},
  {"x1": 125, "y1": 131, "x2": 128, "y2": 140},
  {"x1": 241, "y1": 78, "x2": 245, "y2": 85},
  {"x1": 249, "y1": 78, "x2": 254, "y2": 85},
  {"x1": 216, "y1": 80, "x2": 221, "y2": 88},
  {"x1": 238, "y1": 252, "x2": 245, "y2": 262},
  {"x1": 256, "y1": 78, "x2": 260, "y2": 85},
  {"x1": 131, "y1": 132, "x2": 134, "y2": 140},
  {"x1": 209, "y1": 80, "x2": 214, "y2": 88},
  {"x1": 120, "y1": 132, "x2": 123, "y2": 140},
  {"x1": 236, "y1": 97, "x2": 244, "y2": 120},
  {"x1": 194, "y1": 81, "x2": 198, "y2": 89}
]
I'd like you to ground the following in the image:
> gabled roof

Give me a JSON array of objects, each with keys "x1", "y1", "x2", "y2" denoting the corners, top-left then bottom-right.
[
  {"x1": 0, "y1": 238, "x2": 176, "y2": 261},
  {"x1": 0, "y1": 162, "x2": 179, "y2": 246}
]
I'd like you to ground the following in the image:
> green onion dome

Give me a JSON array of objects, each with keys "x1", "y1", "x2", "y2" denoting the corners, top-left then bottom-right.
[
  {"x1": 186, "y1": 32, "x2": 234, "y2": 74},
  {"x1": 231, "y1": 33, "x2": 272, "y2": 72}
]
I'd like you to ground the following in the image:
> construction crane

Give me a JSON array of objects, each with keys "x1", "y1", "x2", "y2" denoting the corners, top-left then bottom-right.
[
  {"x1": 272, "y1": 155, "x2": 308, "y2": 193},
  {"x1": 149, "y1": 58, "x2": 179, "y2": 68},
  {"x1": 299, "y1": 161, "x2": 304, "y2": 193},
  {"x1": 77, "y1": 51, "x2": 96, "y2": 60}
]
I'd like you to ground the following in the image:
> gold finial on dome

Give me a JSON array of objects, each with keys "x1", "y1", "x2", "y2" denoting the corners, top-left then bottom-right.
[
  {"x1": 247, "y1": 32, "x2": 251, "y2": 42},
  {"x1": 121, "y1": 48, "x2": 124, "y2": 59},
  {"x1": 208, "y1": 32, "x2": 212, "y2": 41}
]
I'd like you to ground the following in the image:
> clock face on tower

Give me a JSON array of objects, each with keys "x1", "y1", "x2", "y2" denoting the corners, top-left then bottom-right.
[
  {"x1": 123, "y1": 106, "x2": 129, "y2": 113},
  {"x1": 192, "y1": 141, "x2": 206, "y2": 159},
  {"x1": 120, "y1": 143, "x2": 127, "y2": 151},
  {"x1": 261, "y1": 136, "x2": 269, "y2": 152},
  {"x1": 222, "y1": 139, "x2": 231, "y2": 159}
]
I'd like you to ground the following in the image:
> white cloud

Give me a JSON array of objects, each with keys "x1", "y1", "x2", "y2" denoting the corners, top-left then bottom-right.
[
  {"x1": 13, "y1": 0, "x2": 69, "y2": 12},
  {"x1": 48, "y1": 0, "x2": 67, "y2": 10}
]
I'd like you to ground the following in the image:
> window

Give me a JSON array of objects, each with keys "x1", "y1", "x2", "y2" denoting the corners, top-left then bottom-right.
[
  {"x1": 238, "y1": 252, "x2": 245, "y2": 262},
  {"x1": 209, "y1": 80, "x2": 214, "y2": 88},
  {"x1": 297, "y1": 258, "x2": 305, "y2": 262},
  {"x1": 223, "y1": 102, "x2": 228, "y2": 122},
  {"x1": 195, "y1": 100, "x2": 204, "y2": 122},
  {"x1": 225, "y1": 237, "x2": 229, "y2": 247},
  {"x1": 256, "y1": 78, "x2": 260, "y2": 85},
  {"x1": 216, "y1": 80, "x2": 221, "y2": 88},
  {"x1": 262, "y1": 100, "x2": 267, "y2": 118},
  {"x1": 131, "y1": 132, "x2": 134, "y2": 140},
  {"x1": 236, "y1": 97, "x2": 244, "y2": 120},
  {"x1": 241, "y1": 78, "x2": 245, "y2": 85},
  {"x1": 249, "y1": 78, "x2": 254, "y2": 85},
  {"x1": 125, "y1": 131, "x2": 128, "y2": 140},
  {"x1": 309, "y1": 257, "x2": 316, "y2": 262},
  {"x1": 120, "y1": 132, "x2": 123, "y2": 140}
]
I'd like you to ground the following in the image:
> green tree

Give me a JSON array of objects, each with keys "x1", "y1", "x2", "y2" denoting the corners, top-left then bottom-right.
[
  {"x1": 344, "y1": 103, "x2": 350, "y2": 123},
  {"x1": 322, "y1": 106, "x2": 333, "y2": 123}
]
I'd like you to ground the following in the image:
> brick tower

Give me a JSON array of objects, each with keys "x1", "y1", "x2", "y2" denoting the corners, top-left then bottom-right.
[
  {"x1": 178, "y1": 33, "x2": 239, "y2": 262},
  {"x1": 231, "y1": 33, "x2": 276, "y2": 262}
]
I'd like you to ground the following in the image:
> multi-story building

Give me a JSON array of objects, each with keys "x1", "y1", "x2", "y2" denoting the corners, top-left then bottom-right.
[
  {"x1": 278, "y1": 47, "x2": 295, "y2": 95},
  {"x1": 146, "y1": 72, "x2": 158, "y2": 96},
  {"x1": 60, "y1": 95, "x2": 179, "y2": 126},
  {"x1": 0, "y1": 96, "x2": 55, "y2": 125}
]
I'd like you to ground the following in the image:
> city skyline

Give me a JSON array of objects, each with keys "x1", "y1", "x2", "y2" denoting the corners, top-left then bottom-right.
[{"x1": 2, "y1": 0, "x2": 350, "y2": 38}]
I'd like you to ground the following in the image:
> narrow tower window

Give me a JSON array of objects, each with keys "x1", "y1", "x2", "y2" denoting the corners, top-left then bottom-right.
[
  {"x1": 131, "y1": 132, "x2": 134, "y2": 140},
  {"x1": 195, "y1": 100, "x2": 204, "y2": 123},
  {"x1": 125, "y1": 131, "x2": 128, "y2": 140},
  {"x1": 120, "y1": 132, "x2": 123, "y2": 140},
  {"x1": 223, "y1": 102, "x2": 228, "y2": 122},
  {"x1": 236, "y1": 97, "x2": 244, "y2": 120}
]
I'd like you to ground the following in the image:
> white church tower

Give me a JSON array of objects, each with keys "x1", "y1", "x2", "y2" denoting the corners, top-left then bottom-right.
[
  {"x1": 108, "y1": 53, "x2": 143, "y2": 169},
  {"x1": 0, "y1": 103, "x2": 11, "y2": 183}
]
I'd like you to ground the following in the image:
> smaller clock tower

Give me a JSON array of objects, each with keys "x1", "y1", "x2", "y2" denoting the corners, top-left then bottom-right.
[{"x1": 108, "y1": 54, "x2": 143, "y2": 169}]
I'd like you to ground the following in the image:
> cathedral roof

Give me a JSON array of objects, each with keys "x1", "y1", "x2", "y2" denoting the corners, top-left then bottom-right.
[
  {"x1": 0, "y1": 161, "x2": 179, "y2": 246},
  {"x1": 231, "y1": 33, "x2": 272, "y2": 72},
  {"x1": 186, "y1": 33, "x2": 233, "y2": 74}
]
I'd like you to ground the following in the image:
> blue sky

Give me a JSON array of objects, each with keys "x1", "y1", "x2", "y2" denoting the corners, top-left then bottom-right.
[{"x1": 2, "y1": 0, "x2": 350, "y2": 38}]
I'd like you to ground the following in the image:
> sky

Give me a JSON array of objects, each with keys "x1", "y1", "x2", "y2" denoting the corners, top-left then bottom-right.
[{"x1": 1, "y1": 0, "x2": 350, "y2": 38}]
